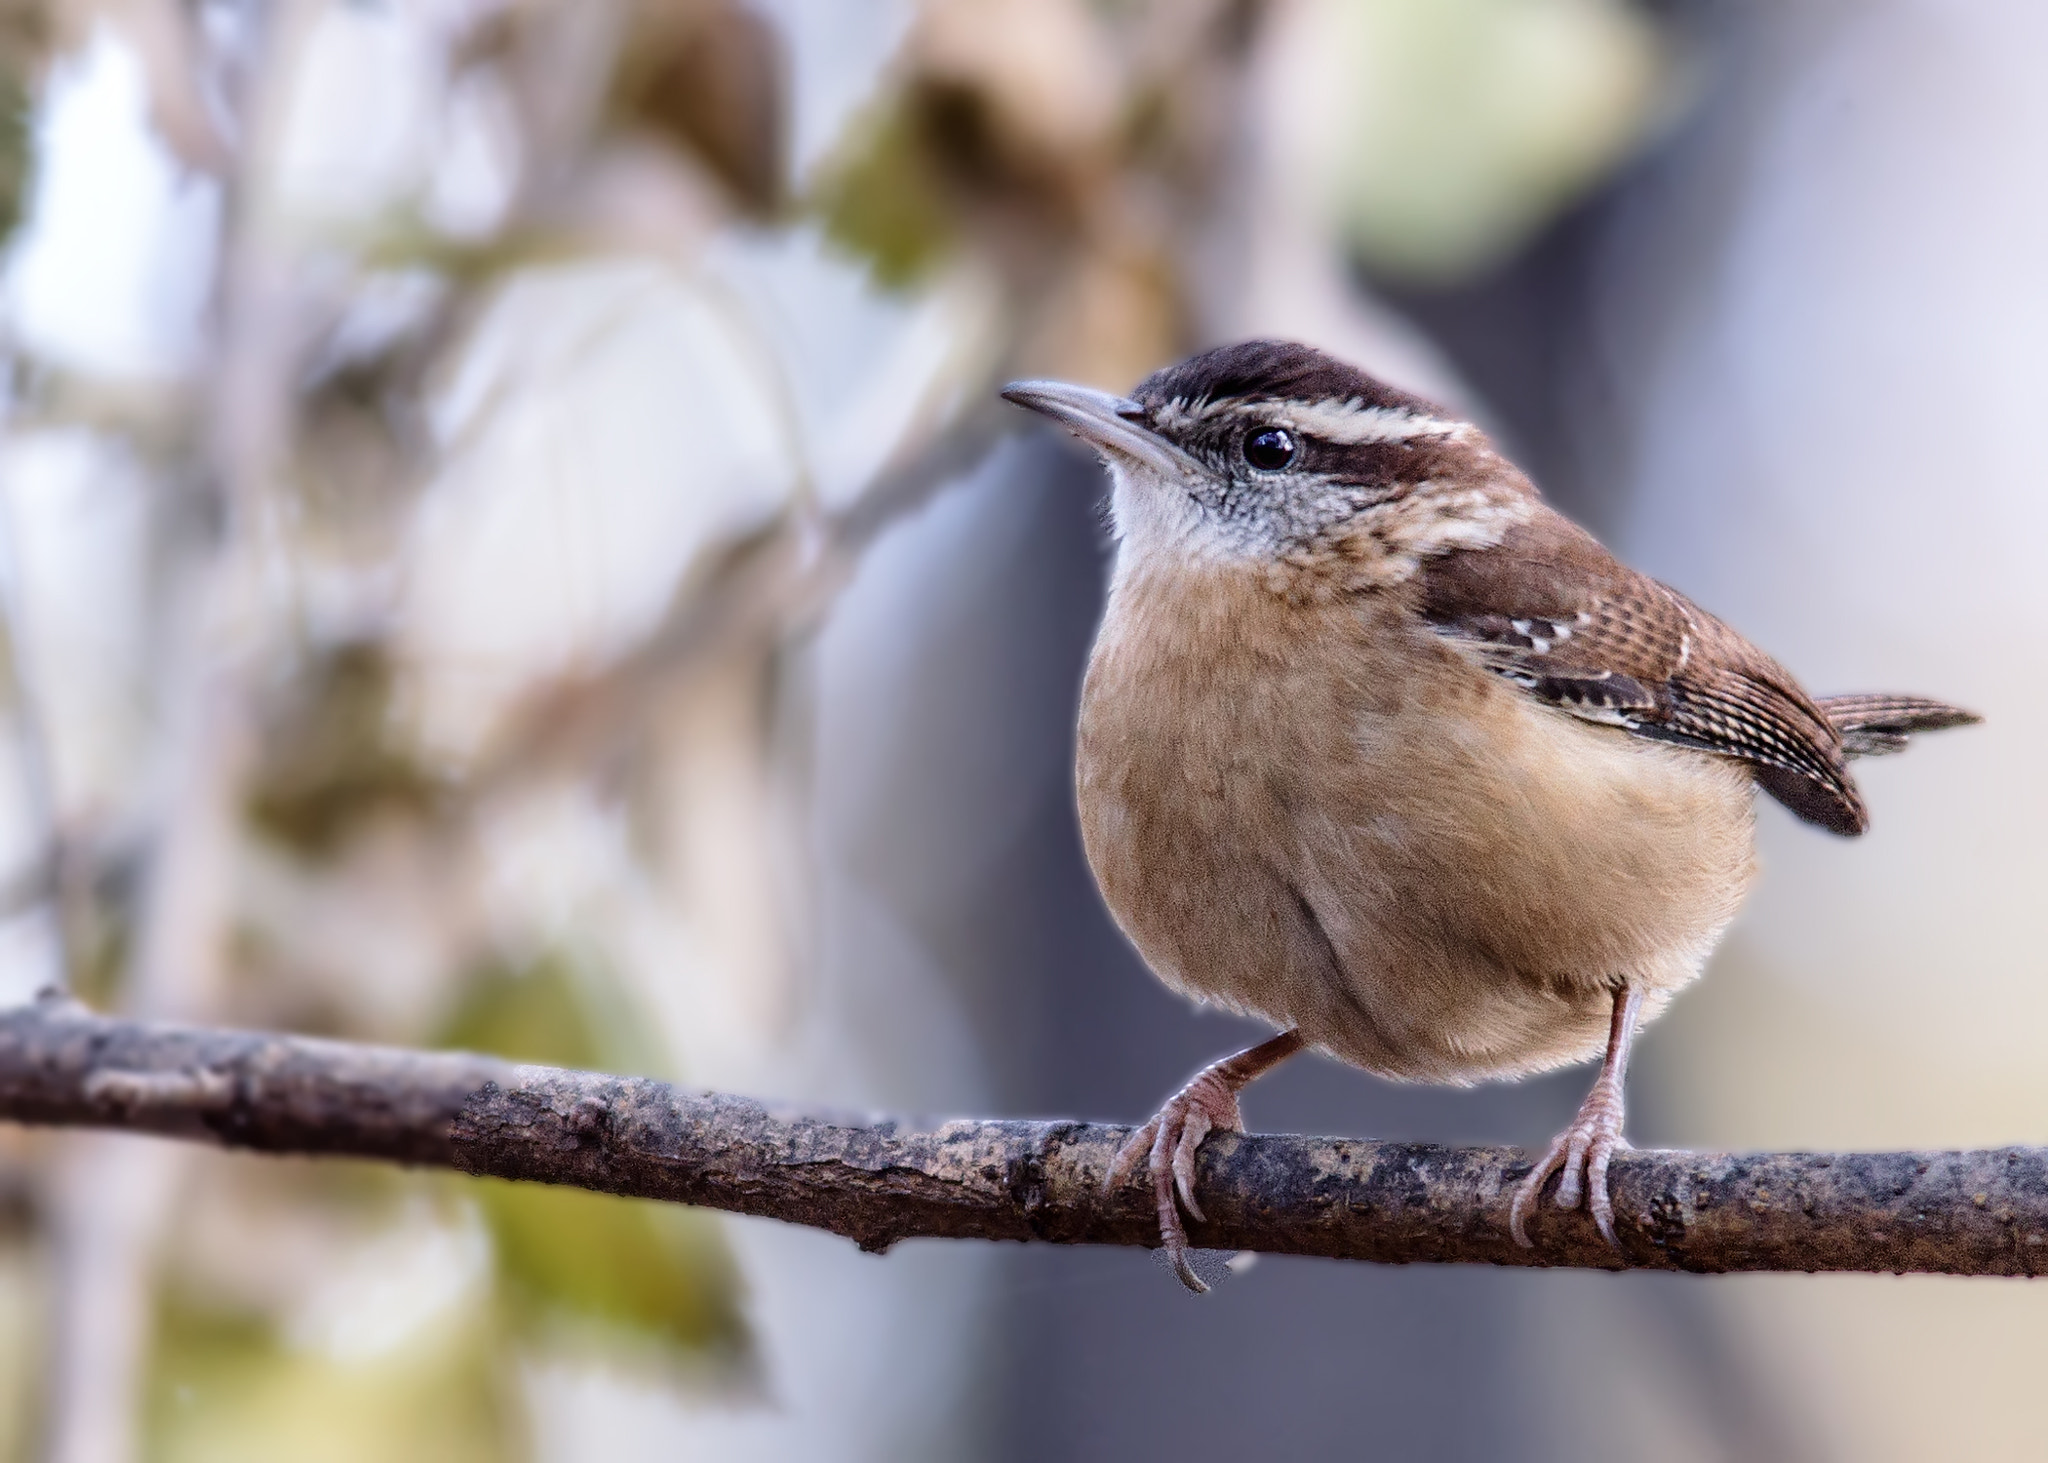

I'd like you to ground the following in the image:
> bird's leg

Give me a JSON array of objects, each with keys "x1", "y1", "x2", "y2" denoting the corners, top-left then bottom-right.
[
  {"x1": 1510, "y1": 984, "x2": 1645, "y2": 1248},
  {"x1": 1107, "y1": 1030, "x2": 1305, "y2": 1293}
]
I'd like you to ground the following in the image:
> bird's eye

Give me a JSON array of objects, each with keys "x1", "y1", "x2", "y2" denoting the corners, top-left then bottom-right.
[{"x1": 1242, "y1": 427, "x2": 1298, "y2": 471}]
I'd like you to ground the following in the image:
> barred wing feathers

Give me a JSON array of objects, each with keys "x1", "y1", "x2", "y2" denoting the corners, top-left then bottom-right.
[{"x1": 1416, "y1": 507, "x2": 1877, "y2": 834}]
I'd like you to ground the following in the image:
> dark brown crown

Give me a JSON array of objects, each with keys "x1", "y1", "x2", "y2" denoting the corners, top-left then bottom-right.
[{"x1": 1132, "y1": 340, "x2": 1447, "y2": 419}]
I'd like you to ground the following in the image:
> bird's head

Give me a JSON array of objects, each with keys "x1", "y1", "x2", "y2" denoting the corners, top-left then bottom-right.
[{"x1": 1003, "y1": 340, "x2": 1533, "y2": 584}]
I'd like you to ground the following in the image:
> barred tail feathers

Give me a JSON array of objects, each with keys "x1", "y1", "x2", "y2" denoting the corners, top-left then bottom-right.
[{"x1": 1816, "y1": 694, "x2": 1981, "y2": 758}]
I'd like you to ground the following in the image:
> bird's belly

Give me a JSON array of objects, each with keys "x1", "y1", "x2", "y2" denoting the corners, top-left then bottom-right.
[{"x1": 1078, "y1": 628, "x2": 1758, "y2": 1085}]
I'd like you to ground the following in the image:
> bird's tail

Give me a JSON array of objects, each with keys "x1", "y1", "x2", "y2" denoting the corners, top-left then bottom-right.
[{"x1": 1817, "y1": 693, "x2": 1981, "y2": 758}]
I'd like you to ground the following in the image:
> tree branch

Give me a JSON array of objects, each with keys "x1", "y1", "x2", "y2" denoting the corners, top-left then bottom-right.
[{"x1": 3, "y1": 998, "x2": 2045, "y2": 1277}]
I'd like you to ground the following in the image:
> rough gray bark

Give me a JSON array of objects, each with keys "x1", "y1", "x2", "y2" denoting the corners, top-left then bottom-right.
[{"x1": 2, "y1": 996, "x2": 2045, "y2": 1276}]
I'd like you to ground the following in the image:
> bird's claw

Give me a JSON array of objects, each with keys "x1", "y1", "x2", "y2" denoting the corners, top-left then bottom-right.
[
  {"x1": 1510, "y1": 1078, "x2": 1629, "y2": 1248},
  {"x1": 1106, "y1": 1071, "x2": 1246, "y2": 1293}
]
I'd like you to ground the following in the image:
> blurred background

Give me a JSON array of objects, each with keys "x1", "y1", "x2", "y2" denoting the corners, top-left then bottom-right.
[{"x1": 0, "y1": 0, "x2": 2037, "y2": 1458}]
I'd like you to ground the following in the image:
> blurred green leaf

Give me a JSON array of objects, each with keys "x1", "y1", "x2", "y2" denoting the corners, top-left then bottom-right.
[
  {"x1": 1311, "y1": 0, "x2": 1672, "y2": 285},
  {"x1": 145, "y1": 1288, "x2": 520, "y2": 1463},
  {"x1": 437, "y1": 953, "x2": 752, "y2": 1369},
  {"x1": 0, "y1": 1233, "x2": 40, "y2": 1463},
  {"x1": 467, "y1": 1178, "x2": 749, "y2": 1363},
  {"x1": 438, "y1": 950, "x2": 618, "y2": 1072},
  {"x1": 811, "y1": 96, "x2": 960, "y2": 288},
  {"x1": 0, "y1": 74, "x2": 29, "y2": 247},
  {"x1": 0, "y1": 3, "x2": 46, "y2": 250}
]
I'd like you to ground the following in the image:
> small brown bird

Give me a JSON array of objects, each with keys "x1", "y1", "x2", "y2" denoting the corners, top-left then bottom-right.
[{"x1": 1003, "y1": 340, "x2": 1978, "y2": 1291}]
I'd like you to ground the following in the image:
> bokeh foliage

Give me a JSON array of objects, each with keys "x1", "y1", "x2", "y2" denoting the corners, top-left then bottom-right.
[
  {"x1": 0, "y1": 0, "x2": 1677, "y2": 1456},
  {"x1": 139, "y1": 953, "x2": 749, "y2": 1461},
  {"x1": 147, "y1": 1289, "x2": 519, "y2": 1463},
  {"x1": 438, "y1": 952, "x2": 751, "y2": 1369}
]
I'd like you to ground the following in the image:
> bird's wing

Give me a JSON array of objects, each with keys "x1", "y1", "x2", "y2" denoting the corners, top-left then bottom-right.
[{"x1": 1414, "y1": 504, "x2": 1867, "y2": 834}]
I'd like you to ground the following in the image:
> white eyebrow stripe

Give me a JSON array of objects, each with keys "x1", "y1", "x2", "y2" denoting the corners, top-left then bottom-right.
[
  {"x1": 1279, "y1": 399, "x2": 1472, "y2": 445},
  {"x1": 1148, "y1": 394, "x2": 1473, "y2": 446}
]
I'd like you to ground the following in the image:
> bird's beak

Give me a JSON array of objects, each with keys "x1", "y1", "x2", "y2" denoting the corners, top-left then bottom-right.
[{"x1": 1001, "y1": 380, "x2": 1205, "y2": 479}]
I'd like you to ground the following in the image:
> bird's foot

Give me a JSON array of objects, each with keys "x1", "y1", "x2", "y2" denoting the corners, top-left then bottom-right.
[
  {"x1": 1106, "y1": 1031, "x2": 1304, "y2": 1292},
  {"x1": 1510, "y1": 1073, "x2": 1629, "y2": 1248},
  {"x1": 1106, "y1": 1069, "x2": 1250, "y2": 1294}
]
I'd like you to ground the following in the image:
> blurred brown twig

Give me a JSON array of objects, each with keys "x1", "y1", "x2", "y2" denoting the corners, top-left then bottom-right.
[{"x1": 473, "y1": 398, "x2": 1010, "y2": 792}]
